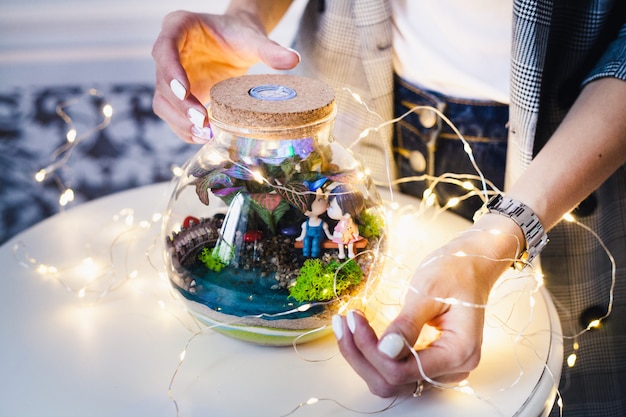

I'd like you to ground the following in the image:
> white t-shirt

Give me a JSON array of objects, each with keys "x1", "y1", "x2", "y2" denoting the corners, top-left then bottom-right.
[{"x1": 392, "y1": 0, "x2": 513, "y2": 103}]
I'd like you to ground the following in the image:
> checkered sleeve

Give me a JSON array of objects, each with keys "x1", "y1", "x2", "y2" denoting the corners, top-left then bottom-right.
[
  {"x1": 291, "y1": 0, "x2": 396, "y2": 185},
  {"x1": 584, "y1": 23, "x2": 626, "y2": 83}
]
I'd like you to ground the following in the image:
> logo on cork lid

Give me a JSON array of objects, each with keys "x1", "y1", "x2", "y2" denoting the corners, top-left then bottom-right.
[{"x1": 249, "y1": 84, "x2": 297, "y2": 101}]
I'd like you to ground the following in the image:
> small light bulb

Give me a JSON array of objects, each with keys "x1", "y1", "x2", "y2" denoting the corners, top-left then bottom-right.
[
  {"x1": 567, "y1": 353, "x2": 577, "y2": 367},
  {"x1": 59, "y1": 188, "x2": 75, "y2": 206},
  {"x1": 588, "y1": 319, "x2": 601, "y2": 329},
  {"x1": 102, "y1": 104, "x2": 113, "y2": 118},
  {"x1": 462, "y1": 181, "x2": 474, "y2": 190},
  {"x1": 66, "y1": 128, "x2": 77, "y2": 143},
  {"x1": 35, "y1": 170, "x2": 47, "y2": 182},
  {"x1": 458, "y1": 385, "x2": 475, "y2": 395},
  {"x1": 76, "y1": 257, "x2": 101, "y2": 281},
  {"x1": 563, "y1": 213, "x2": 575, "y2": 222},
  {"x1": 171, "y1": 165, "x2": 184, "y2": 177},
  {"x1": 252, "y1": 170, "x2": 265, "y2": 184}
]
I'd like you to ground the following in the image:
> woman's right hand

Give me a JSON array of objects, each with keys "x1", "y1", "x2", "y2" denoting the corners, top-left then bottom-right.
[
  {"x1": 333, "y1": 212, "x2": 527, "y2": 398},
  {"x1": 151, "y1": 8, "x2": 300, "y2": 143}
]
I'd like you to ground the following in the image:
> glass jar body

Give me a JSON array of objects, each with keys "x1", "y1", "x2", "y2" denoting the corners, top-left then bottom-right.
[{"x1": 162, "y1": 102, "x2": 386, "y2": 345}]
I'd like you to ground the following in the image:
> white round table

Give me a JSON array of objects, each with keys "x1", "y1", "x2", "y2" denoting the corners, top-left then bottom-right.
[{"x1": 0, "y1": 182, "x2": 562, "y2": 417}]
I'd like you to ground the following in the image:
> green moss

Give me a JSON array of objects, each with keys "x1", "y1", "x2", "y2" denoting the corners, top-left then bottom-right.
[
  {"x1": 358, "y1": 208, "x2": 385, "y2": 239},
  {"x1": 289, "y1": 258, "x2": 363, "y2": 302},
  {"x1": 198, "y1": 246, "x2": 230, "y2": 272}
]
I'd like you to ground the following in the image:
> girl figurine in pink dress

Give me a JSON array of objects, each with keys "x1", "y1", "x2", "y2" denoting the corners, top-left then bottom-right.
[{"x1": 327, "y1": 184, "x2": 365, "y2": 259}]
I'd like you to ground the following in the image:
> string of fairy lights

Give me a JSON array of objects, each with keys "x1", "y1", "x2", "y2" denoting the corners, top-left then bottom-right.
[
  {"x1": 12, "y1": 87, "x2": 617, "y2": 417},
  {"x1": 34, "y1": 88, "x2": 114, "y2": 207}
]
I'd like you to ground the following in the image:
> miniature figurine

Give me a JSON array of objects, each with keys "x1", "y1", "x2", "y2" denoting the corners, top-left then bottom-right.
[
  {"x1": 295, "y1": 188, "x2": 333, "y2": 257},
  {"x1": 327, "y1": 185, "x2": 365, "y2": 259}
]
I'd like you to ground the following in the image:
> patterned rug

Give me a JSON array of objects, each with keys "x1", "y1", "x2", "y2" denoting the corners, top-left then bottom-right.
[{"x1": 0, "y1": 83, "x2": 199, "y2": 244}]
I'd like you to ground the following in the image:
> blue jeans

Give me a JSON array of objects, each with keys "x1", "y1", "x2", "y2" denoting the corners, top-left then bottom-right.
[{"x1": 392, "y1": 76, "x2": 509, "y2": 220}]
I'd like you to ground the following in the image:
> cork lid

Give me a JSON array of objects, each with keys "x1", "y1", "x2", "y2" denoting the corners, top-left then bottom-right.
[{"x1": 209, "y1": 74, "x2": 336, "y2": 130}]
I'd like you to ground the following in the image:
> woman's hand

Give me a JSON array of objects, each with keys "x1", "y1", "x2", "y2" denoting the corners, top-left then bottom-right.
[
  {"x1": 151, "y1": 6, "x2": 299, "y2": 143},
  {"x1": 332, "y1": 77, "x2": 626, "y2": 398},
  {"x1": 332, "y1": 214, "x2": 523, "y2": 397}
]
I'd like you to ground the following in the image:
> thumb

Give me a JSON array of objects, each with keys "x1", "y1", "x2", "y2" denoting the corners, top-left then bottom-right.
[
  {"x1": 376, "y1": 290, "x2": 441, "y2": 360},
  {"x1": 377, "y1": 312, "x2": 427, "y2": 361},
  {"x1": 256, "y1": 40, "x2": 301, "y2": 70}
]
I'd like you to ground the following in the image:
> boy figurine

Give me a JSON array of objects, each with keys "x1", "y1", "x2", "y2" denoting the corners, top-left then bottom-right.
[{"x1": 296, "y1": 188, "x2": 333, "y2": 257}]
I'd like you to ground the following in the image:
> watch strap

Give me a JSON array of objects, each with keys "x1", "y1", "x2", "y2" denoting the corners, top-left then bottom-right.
[{"x1": 473, "y1": 194, "x2": 549, "y2": 269}]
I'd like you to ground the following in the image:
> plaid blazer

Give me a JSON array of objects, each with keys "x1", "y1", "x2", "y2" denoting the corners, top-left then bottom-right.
[{"x1": 293, "y1": 1, "x2": 626, "y2": 415}]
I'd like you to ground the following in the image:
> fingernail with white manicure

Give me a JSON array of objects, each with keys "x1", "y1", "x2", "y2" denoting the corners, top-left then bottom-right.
[
  {"x1": 378, "y1": 333, "x2": 405, "y2": 359},
  {"x1": 332, "y1": 315, "x2": 343, "y2": 340},
  {"x1": 187, "y1": 108, "x2": 206, "y2": 128},
  {"x1": 170, "y1": 79, "x2": 187, "y2": 100},
  {"x1": 286, "y1": 47, "x2": 301, "y2": 63},
  {"x1": 347, "y1": 310, "x2": 357, "y2": 334},
  {"x1": 191, "y1": 126, "x2": 212, "y2": 143}
]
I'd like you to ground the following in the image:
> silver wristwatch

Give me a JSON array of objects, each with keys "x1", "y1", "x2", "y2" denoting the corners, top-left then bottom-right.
[{"x1": 473, "y1": 194, "x2": 549, "y2": 269}]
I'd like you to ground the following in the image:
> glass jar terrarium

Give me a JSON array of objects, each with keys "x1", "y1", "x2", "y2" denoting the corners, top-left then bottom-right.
[{"x1": 162, "y1": 74, "x2": 386, "y2": 345}]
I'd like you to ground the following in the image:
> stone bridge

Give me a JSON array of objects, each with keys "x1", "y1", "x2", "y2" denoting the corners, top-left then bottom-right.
[{"x1": 165, "y1": 217, "x2": 222, "y2": 267}]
